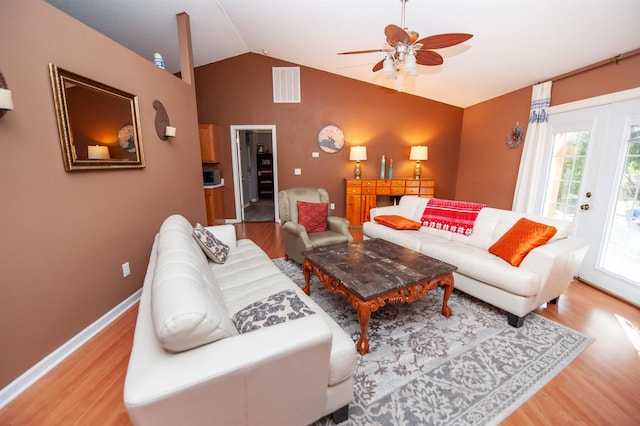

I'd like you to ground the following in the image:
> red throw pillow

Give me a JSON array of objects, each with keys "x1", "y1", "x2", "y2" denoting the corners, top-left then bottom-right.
[
  {"x1": 488, "y1": 218, "x2": 557, "y2": 266},
  {"x1": 297, "y1": 201, "x2": 328, "y2": 233},
  {"x1": 374, "y1": 215, "x2": 421, "y2": 230}
]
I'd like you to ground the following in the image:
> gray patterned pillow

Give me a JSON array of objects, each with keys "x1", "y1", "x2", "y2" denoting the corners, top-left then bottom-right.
[
  {"x1": 232, "y1": 290, "x2": 315, "y2": 334},
  {"x1": 193, "y1": 223, "x2": 229, "y2": 264}
]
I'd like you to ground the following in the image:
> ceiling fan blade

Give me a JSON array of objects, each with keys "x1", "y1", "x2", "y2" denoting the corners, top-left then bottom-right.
[
  {"x1": 415, "y1": 50, "x2": 444, "y2": 66},
  {"x1": 416, "y1": 33, "x2": 473, "y2": 49},
  {"x1": 372, "y1": 59, "x2": 385, "y2": 72},
  {"x1": 338, "y1": 49, "x2": 387, "y2": 55},
  {"x1": 385, "y1": 24, "x2": 409, "y2": 46}
]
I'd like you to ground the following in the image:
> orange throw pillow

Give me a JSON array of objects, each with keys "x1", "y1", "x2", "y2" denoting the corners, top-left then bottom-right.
[
  {"x1": 374, "y1": 215, "x2": 422, "y2": 230},
  {"x1": 489, "y1": 218, "x2": 557, "y2": 266},
  {"x1": 297, "y1": 201, "x2": 328, "y2": 233}
]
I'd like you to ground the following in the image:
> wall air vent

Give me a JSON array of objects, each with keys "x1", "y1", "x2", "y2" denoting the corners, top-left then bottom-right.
[{"x1": 272, "y1": 67, "x2": 300, "y2": 103}]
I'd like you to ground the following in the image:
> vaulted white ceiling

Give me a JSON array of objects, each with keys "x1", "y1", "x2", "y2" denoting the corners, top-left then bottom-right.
[{"x1": 45, "y1": 0, "x2": 640, "y2": 108}]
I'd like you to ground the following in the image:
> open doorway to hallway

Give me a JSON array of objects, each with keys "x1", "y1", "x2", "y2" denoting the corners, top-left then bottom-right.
[{"x1": 230, "y1": 125, "x2": 278, "y2": 223}]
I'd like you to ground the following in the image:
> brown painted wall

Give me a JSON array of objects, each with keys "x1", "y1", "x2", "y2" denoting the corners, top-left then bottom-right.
[
  {"x1": 194, "y1": 53, "x2": 464, "y2": 218},
  {"x1": 0, "y1": 1, "x2": 205, "y2": 388},
  {"x1": 457, "y1": 54, "x2": 640, "y2": 209}
]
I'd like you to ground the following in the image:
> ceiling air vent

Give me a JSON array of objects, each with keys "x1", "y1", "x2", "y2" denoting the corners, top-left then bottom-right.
[{"x1": 272, "y1": 67, "x2": 300, "y2": 103}]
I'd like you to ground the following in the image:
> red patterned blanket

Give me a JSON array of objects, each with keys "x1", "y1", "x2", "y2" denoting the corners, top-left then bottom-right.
[{"x1": 420, "y1": 198, "x2": 486, "y2": 236}]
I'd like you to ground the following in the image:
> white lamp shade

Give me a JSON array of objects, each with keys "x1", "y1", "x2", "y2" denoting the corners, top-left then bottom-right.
[
  {"x1": 382, "y1": 55, "x2": 397, "y2": 79},
  {"x1": 88, "y1": 145, "x2": 110, "y2": 159},
  {"x1": 349, "y1": 146, "x2": 367, "y2": 161},
  {"x1": 409, "y1": 146, "x2": 428, "y2": 161},
  {"x1": 404, "y1": 52, "x2": 418, "y2": 77}
]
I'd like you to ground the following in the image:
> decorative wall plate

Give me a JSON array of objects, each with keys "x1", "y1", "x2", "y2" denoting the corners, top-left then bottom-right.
[
  {"x1": 118, "y1": 123, "x2": 136, "y2": 152},
  {"x1": 317, "y1": 124, "x2": 345, "y2": 153},
  {"x1": 506, "y1": 123, "x2": 524, "y2": 149}
]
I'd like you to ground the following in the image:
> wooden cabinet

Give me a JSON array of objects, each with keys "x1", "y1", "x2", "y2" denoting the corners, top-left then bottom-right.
[
  {"x1": 345, "y1": 178, "x2": 435, "y2": 226},
  {"x1": 204, "y1": 186, "x2": 225, "y2": 225},
  {"x1": 199, "y1": 123, "x2": 220, "y2": 163},
  {"x1": 345, "y1": 180, "x2": 376, "y2": 225}
]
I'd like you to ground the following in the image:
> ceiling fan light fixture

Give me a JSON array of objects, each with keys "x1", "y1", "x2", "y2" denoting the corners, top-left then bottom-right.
[
  {"x1": 404, "y1": 51, "x2": 418, "y2": 77},
  {"x1": 382, "y1": 54, "x2": 397, "y2": 79}
]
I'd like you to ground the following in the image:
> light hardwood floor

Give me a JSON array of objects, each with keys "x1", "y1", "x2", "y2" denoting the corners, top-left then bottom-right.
[{"x1": 1, "y1": 222, "x2": 639, "y2": 425}]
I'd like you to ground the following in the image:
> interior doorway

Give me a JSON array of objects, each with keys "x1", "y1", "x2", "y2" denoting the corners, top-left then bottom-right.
[{"x1": 229, "y1": 125, "x2": 278, "y2": 223}]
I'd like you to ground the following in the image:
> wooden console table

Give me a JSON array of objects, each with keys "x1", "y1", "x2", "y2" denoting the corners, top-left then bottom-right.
[{"x1": 345, "y1": 178, "x2": 435, "y2": 226}]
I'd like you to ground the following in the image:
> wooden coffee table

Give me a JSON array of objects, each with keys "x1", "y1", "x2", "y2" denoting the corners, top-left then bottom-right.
[{"x1": 302, "y1": 238, "x2": 457, "y2": 355}]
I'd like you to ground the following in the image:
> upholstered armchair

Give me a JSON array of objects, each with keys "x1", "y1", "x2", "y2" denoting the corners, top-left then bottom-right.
[{"x1": 278, "y1": 187, "x2": 353, "y2": 263}]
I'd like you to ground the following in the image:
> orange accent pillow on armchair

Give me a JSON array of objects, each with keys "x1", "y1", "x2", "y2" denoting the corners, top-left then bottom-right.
[{"x1": 489, "y1": 218, "x2": 557, "y2": 266}]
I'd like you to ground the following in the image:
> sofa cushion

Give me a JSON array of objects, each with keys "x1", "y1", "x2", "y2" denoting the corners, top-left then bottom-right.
[
  {"x1": 489, "y1": 218, "x2": 557, "y2": 266},
  {"x1": 420, "y1": 241, "x2": 541, "y2": 297},
  {"x1": 193, "y1": 223, "x2": 230, "y2": 264},
  {"x1": 151, "y1": 216, "x2": 238, "y2": 352},
  {"x1": 374, "y1": 215, "x2": 421, "y2": 230},
  {"x1": 232, "y1": 290, "x2": 315, "y2": 333},
  {"x1": 297, "y1": 201, "x2": 328, "y2": 233},
  {"x1": 397, "y1": 195, "x2": 431, "y2": 222},
  {"x1": 362, "y1": 221, "x2": 426, "y2": 252},
  {"x1": 215, "y1": 241, "x2": 357, "y2": 387}
]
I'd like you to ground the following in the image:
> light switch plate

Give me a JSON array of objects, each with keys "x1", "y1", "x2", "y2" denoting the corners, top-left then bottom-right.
[
  {"x1": 294, "y1": 168, "x2": 302, "y2": 175},
  {"x1": 312, "y1": 152, "x2": 319, "y2": 158}
]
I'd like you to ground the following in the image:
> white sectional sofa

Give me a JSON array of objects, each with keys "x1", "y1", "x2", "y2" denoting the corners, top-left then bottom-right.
[
  {"x1": 124, "y1": 214, "x2": 356, "y2": 426},
  {"x1": 363, "y1": 196, "x2": 588, "y2": 327}
]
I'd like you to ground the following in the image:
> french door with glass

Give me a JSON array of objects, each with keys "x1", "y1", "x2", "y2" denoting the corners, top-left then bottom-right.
[{"x1": 542, "y1": 97, "x2": 640, "y2": 305}]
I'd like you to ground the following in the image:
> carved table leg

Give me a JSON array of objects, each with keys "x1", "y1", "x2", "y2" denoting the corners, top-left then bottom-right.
[
  {"x1": 355, "y1": 303, "x2": 372, "y2": 355},
  {"x1": 302, "y1": 258, "x2": 312, "y2": 295},
  {"x1": 440, "y1": 273, "x2": 454, "y2": 317}
]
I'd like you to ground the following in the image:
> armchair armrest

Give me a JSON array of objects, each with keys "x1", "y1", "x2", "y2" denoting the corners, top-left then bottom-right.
[
  {"x1": 282, "y1": 220, "x2": 310, "y2": 239},
  {"x1": 327, "y1": 216, "x2": 354, "y2": 242}
]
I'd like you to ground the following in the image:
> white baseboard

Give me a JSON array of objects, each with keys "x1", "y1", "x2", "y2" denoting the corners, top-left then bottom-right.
[{"x1": 0, "y1": 289, "x2": 142, "y2": 410}]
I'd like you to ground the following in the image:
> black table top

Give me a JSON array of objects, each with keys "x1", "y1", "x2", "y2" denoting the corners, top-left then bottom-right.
[{"x1": 303, "y1": 238, "x2": 457, "y2": 300}]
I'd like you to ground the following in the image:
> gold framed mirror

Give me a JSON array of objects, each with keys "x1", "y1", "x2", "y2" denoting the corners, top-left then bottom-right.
[{"x1": 49, "y1": 64, "x2": 145, "y2": 171}]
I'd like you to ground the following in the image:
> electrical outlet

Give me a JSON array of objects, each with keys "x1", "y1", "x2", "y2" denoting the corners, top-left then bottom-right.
[
  {"x1": 294, "y1": 168, "x2": 302, "y2": 175},
  {"x1": 330, "y1": 203, "x2": 335, "y2": 210},
  {"x1": 122, "y1": 262, "x2": 131, "y2": 277}
]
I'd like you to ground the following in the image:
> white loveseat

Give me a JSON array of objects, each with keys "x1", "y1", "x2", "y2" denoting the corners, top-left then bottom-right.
[
  {"x1": 363, "y1": 196, "x2": 588, "y2": 327},
  {"x1": 124, "y1": 215, "x2": 356, "y2": 425}
]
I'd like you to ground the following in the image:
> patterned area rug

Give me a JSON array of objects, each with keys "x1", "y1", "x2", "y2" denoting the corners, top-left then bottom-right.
[{"x1": 273, "y1": 258, "x2": 593, "y2": 426}]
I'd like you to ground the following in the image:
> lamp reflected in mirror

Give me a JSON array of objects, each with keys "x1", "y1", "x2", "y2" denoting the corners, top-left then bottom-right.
[{"x1": 88, "y1": 145, "x2": 110, "y2": 159}]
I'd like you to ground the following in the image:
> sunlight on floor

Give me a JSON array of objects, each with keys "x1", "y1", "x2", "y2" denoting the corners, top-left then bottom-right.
[{"x1": 615, "y1": 313, "x2": 640, "y2": 358}]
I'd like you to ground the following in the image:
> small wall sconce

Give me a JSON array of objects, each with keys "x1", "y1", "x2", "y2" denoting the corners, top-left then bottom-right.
[
  {"x1": 164, "y1": 126, "x2": 176, "y2": 138},
  {"x1": 349, "y1": 146, "x2": 367, "y2": 179},
  {"x1": 153, "y1": 100, "x2": 176, "y2": 140},
  {"x1": 409, "y1": 146, "x2": 429, "y2": 179},
  {"x1": 0, "y1": 71, "x2": 14, "y2": 119},
  {"x1": 88, "y1": 145, "x2": 110, "y2": 160}
]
